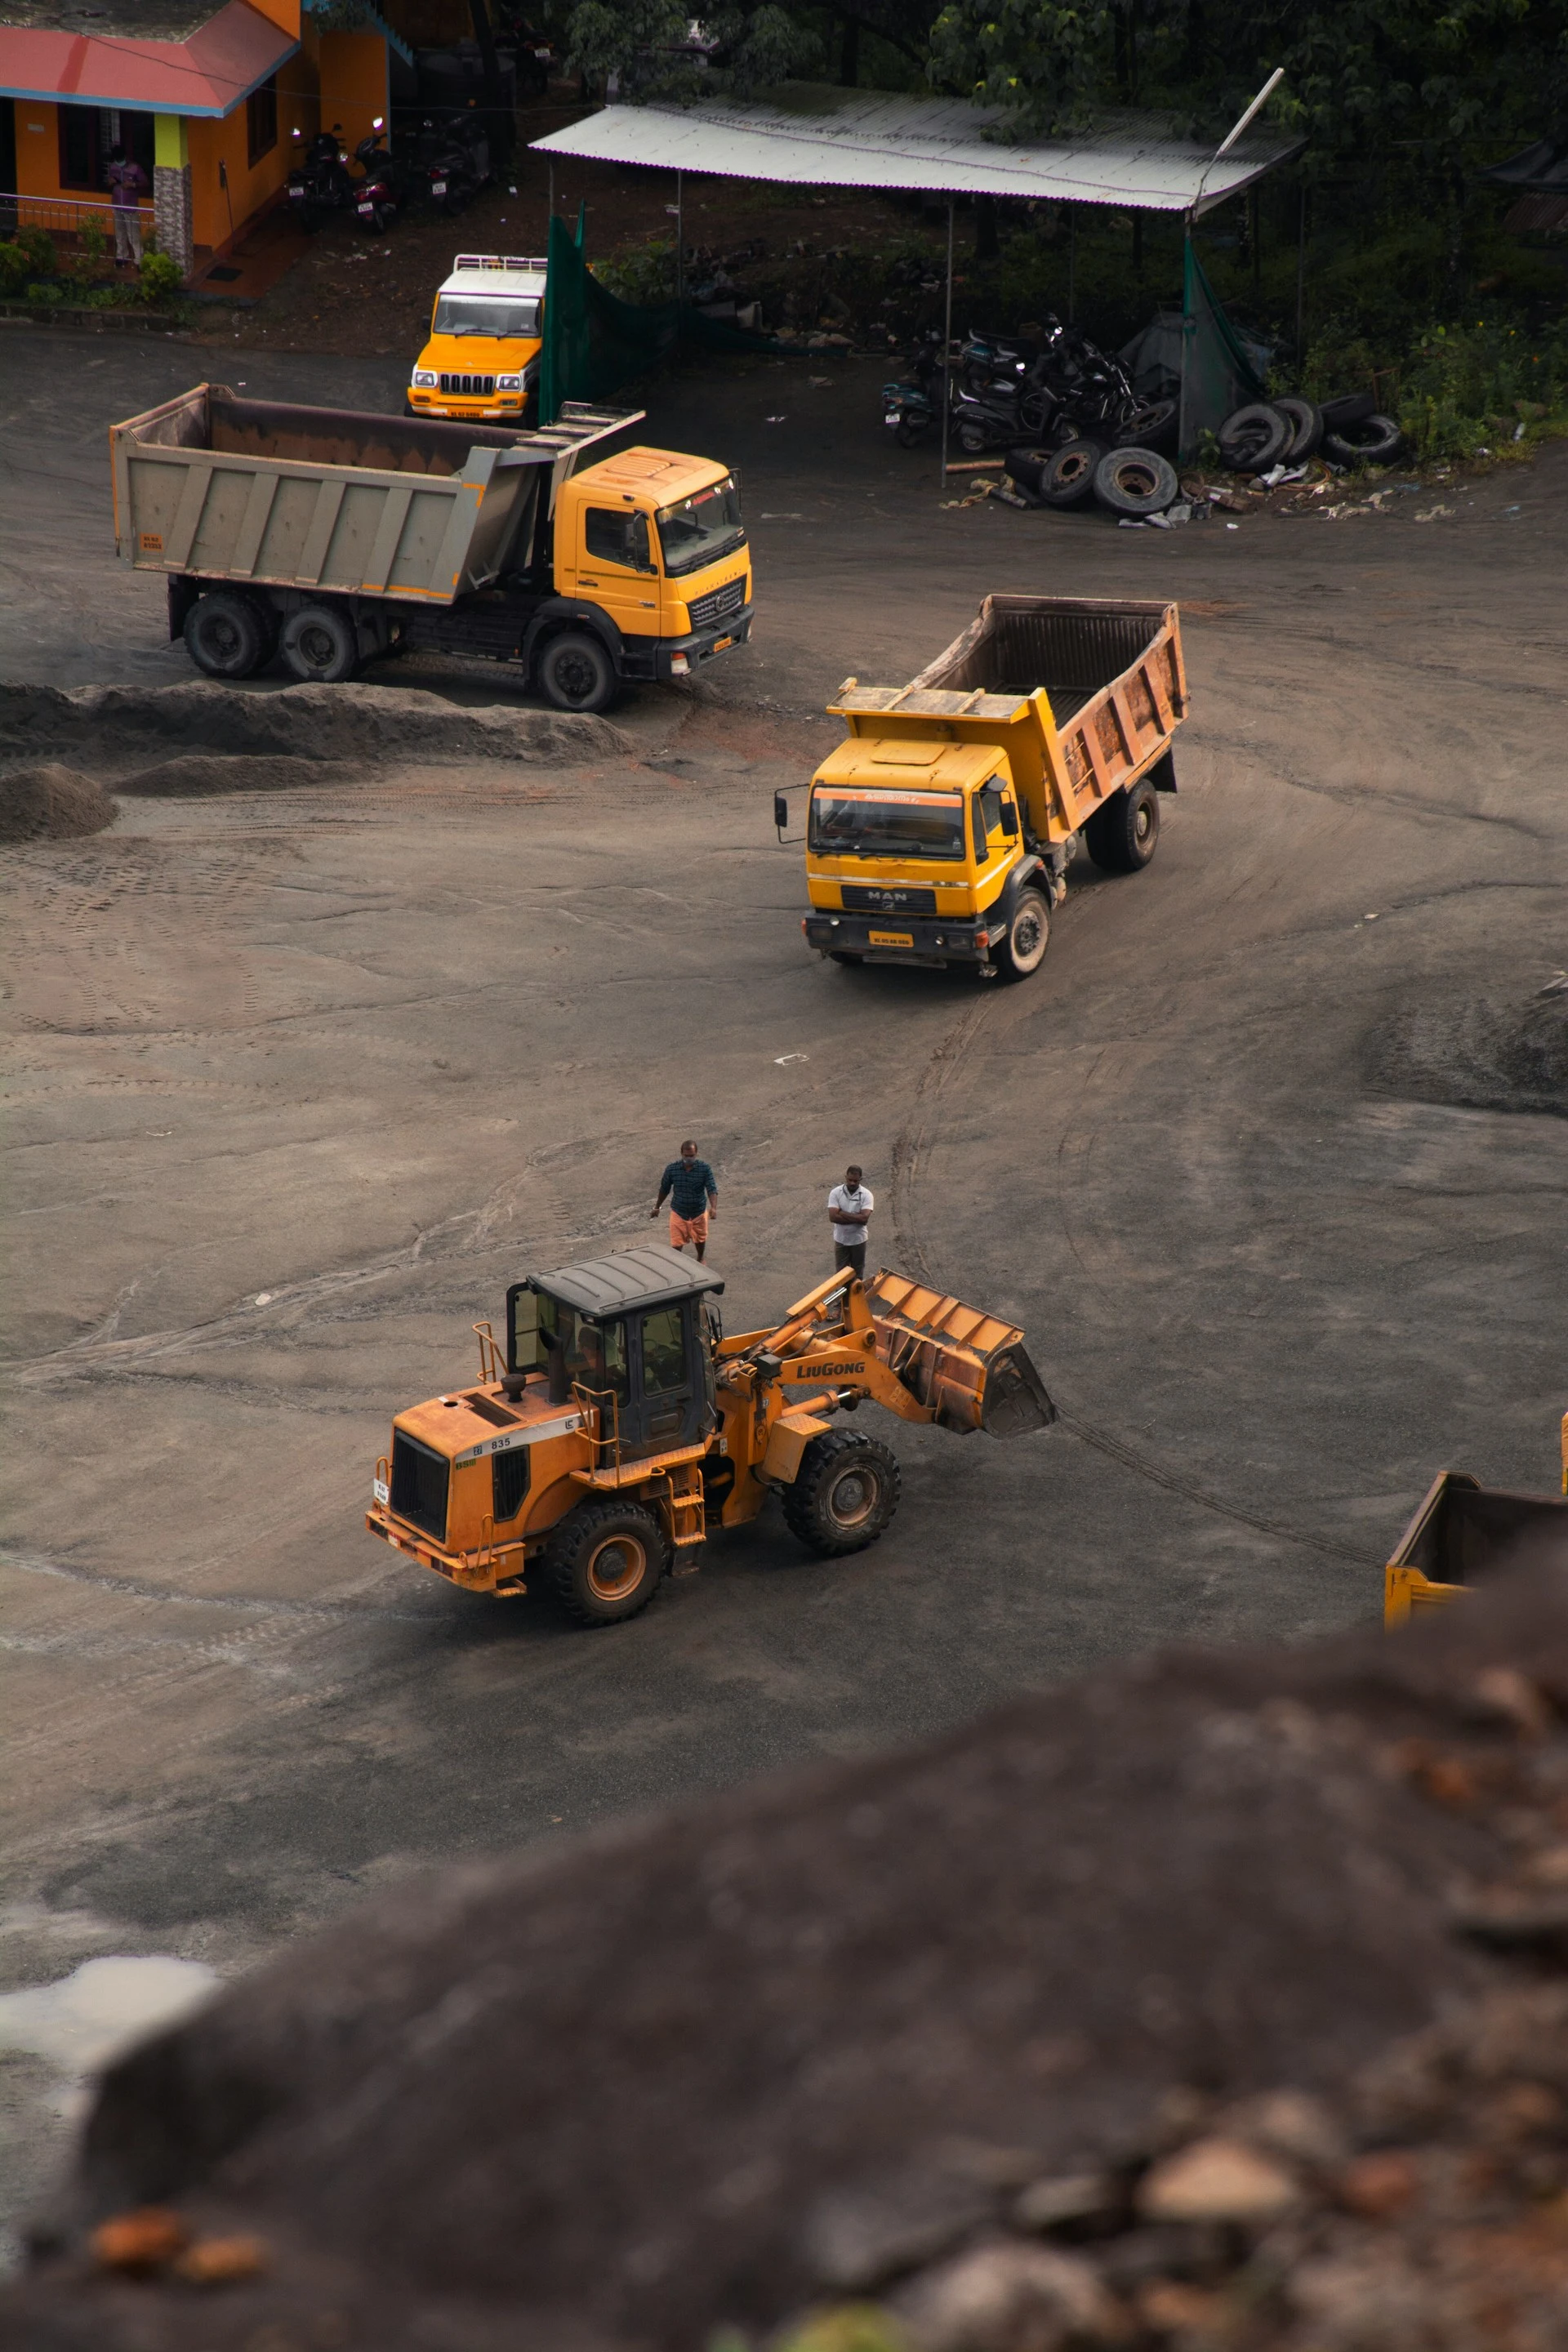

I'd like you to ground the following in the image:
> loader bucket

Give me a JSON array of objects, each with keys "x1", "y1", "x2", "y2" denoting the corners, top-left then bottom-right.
[{"x1": 866, "y1": 1270, "x2": 1056, "y2": 1439}]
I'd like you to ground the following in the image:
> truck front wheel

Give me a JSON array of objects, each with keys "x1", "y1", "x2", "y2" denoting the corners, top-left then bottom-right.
[
  {"x1": 1085, "y1": 781, "x2": 1160, "y2": 874},
  {"x1": 280, "y1": 604, "x2": 359, "y2": 684},
  {"x1": 782, "y1": 1432, "x2": 901, "y2": 1557},
  {"x1": 996, "y1": 886, "x2": 1050, "y2": 981},
  {"x1": 550, "y1": 1502, "x2": 668, "y2": 1626},
  {"x1": 537, "y1": 631, "x2": 616, "y2": 714},
  {"x1": 184, "y1": 593, "x2": 269, "y2": 679}
]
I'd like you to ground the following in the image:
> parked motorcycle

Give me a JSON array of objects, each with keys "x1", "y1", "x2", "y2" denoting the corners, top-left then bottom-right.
[
  {"x1": 881, "y1": 328, "x2": 944, "y2": 448},
  {"x1": 286, "y1": 125, "x2": 354, "y2": 233},
  {"x1": 351, "y1": 120, "x2": 405, "y2": 234},
  {"x1": 423, "y1": 109, "x2": 492, "y2": 217},
  {"x1": 949, "y1": 318, "x2": 1177, "y2": 454}
]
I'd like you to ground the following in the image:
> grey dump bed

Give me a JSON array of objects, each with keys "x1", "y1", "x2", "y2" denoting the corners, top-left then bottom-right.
[{"x1": 110, "y1": 385, "x2": 635, "y2": 608}]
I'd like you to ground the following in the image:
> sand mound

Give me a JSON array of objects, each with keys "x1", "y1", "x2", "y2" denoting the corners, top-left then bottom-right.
[
  {"x1": 0, "y1": 681, "x2": 633, "y2": 769},
  {"x1": 0, "y1": 764, "x2": 116, "y2": 844},
  {"x1": 1366, "y1": 985, "x2": 1568, "y2": 1117},
  {"x1": 118, "y1": 756, "x2": 363, "y2": 797},
  {"x1": 12, "y1": 1570, "x2": 1568, "y2": 2350}
]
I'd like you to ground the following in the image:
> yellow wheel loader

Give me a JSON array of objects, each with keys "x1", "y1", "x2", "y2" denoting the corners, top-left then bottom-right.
[{"x1": 366, "y1": 1245, "x2": 1054, "y2": 1626}]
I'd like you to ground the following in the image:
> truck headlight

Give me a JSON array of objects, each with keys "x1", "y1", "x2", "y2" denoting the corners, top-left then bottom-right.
[
  {"x1": 496, "y1": 375, "x2": 522, "y2": 392},
  {"x1": 412, "y1": 371, "x2": 438, "y2": 389}
]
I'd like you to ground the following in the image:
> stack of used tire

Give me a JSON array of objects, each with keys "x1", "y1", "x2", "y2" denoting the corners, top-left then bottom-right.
[
  {"x1": 1217, "y1": 391, "x2": 1403, "y2": 475},
  {"x1": 1004, "y1": 438, "x2": 1181, "y2": 519}
]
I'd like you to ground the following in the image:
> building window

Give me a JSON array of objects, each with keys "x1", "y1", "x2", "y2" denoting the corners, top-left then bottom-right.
[
  {"x1": 58, "y1": 103, "x2": 100, "y2": 189},
  {"x1": 247, "y1": 76, "x2": 278, "y2": 167}
]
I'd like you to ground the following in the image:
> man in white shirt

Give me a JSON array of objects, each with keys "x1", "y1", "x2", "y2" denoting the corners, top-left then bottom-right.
[{"x1": 826, "y1": 1165, "x2": 874, "y2": 1281}]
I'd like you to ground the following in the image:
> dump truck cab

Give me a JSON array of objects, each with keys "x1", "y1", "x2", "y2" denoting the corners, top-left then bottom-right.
[
  {"x1": 408, "y1": 255, "x2": 546, "y2": 424},
  {"x1": 366, "y1": 1245, "x2": 1052, "y2": 1627},
  {"x1": 801, "y1": 735, "x2": 1050, "y2": 978},
  {"x1": 552, "y1": 445, "x2": 751, "y2": 682}
]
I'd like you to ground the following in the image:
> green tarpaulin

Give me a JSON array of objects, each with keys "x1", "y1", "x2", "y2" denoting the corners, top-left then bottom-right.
[
  {"x1": 1179, "y1": 240, "x2": 1267, "y2": 457},
  {"x1": 539, "y1": 209, "x2": 784, "y2": 425}
]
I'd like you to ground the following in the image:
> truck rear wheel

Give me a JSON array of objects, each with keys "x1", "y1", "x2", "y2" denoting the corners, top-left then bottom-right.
[
  {"x1": 184, "y1": 593, "x2": 269, "y2": 679},
  {"x1": 537, "y1": 631, "x2": 615, "y2": 715},
  {"x1": 781, "y1": 1432, "x2": 901, "y2": 1557},
  {"x1": 1085, "y1": 781, "x2": 1160, "y2": 874},
  {"x1": 280, "y1": 604, "x2": 359, "y2": 684},
  {"x1": 550, "y1": 1501, "x2": 668, "y2": 1627},
  {"x1": 996, "y1": 886, "x2": 1050, "y2": 980}
]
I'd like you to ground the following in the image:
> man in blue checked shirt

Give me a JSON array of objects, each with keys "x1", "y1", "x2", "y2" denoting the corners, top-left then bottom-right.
[{"x1": 651, "y1": 1139, "x2": 719, "y2": 1262}]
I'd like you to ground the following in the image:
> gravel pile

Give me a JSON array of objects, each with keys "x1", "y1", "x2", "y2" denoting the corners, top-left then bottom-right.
[
  {"x1": 0, "y1": 681, "x2": 634, "y2": 769},
  {"x1": 1366, "y1": 983, "x2": 1568, "y2": 1118},
  {"x1": 0, "y1": 764, "x2": 116, "y2": 844},
  {"x1": 9, "y1": 1573, "x2": 1568, "y2": 2350}
]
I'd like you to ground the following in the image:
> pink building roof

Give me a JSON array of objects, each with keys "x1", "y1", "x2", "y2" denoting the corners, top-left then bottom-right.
[{"x1": 0, "y1": 0, "x2": 296, "y2": 116}]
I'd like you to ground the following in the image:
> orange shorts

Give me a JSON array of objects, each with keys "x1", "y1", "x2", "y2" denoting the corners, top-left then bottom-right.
[{"x1": 670, "y1": 1209, "x2": 709, "y2": 1247}]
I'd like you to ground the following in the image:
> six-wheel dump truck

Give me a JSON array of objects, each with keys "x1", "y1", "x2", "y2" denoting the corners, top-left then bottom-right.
[
  {"x1": 110, "y1": 385, "x2": 753, "y2": 712},
  {"x1": 1383, "y1": 1410, "x2": 1568, "y2": 1626},
  {"x1": 795, "y1": 594, "x2": 1186, "y2": 979},
  {"x1": 366, "y1": 1243, "x2": 1054, "y2": 1626}
]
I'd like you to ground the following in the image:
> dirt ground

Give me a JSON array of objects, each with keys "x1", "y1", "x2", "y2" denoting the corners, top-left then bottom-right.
[{"x1": 2, "y1": 322, "x2": 1566, "y2": 2258}]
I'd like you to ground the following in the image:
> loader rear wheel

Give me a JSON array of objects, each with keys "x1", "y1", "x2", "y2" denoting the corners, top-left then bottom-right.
[
  {"x1": 550, "y1": 1501, "x2": 667, "y2": 1627},
  {"x1": 782, "y1": 1432, "x2": 900, "y2": 1557}
]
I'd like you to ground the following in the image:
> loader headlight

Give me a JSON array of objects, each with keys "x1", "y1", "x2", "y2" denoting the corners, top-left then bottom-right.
[
  {"x1": 412, "y1": 370, "x2": 438, "y2": 388},
  {"x1": 496, "y1": 374, "x2": 522, "y2": 392}
]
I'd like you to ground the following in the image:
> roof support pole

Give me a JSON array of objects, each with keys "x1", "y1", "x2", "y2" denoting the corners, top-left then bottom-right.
[
  {"x1": 1067, "y1": 207, "x2": 1076, "y2": 322},
  {"x1": 675, "y1": 168, "x2": 684, "y2": 312},
  {"x1": 1177, "y1": 212, "x2": 1192, "y2": 464},
  {"x1": 1294, "y1": 176, "x2": 1307, "y2": 378},
  {"x1": 938, "y1": 194, "x2": 953, "y2": 490}
]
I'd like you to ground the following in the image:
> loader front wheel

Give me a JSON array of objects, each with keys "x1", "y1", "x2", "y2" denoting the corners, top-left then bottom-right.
[
  {"x1": 550, "y1": 1502, "x2": 667, "y2": 1627},
  {"x1": 782, "y1": 1432, "x2": 901, "y2": 1557}
]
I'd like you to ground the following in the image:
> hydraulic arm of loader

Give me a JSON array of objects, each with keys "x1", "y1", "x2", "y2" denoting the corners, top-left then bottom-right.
[{"x1": 717, "y1": 1265, "x2": 1054, "y2": 1440}]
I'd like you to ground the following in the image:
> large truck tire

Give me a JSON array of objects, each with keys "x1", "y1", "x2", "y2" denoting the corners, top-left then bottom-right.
[
  {"x1": 996, "y1": 885, "x2": 1050, "y2": 980},
  {"x1": 781, "y1": 1432, "x2": 901, "y2": 1557},
  {"x1": 537, "y1": 631, "x2": 616, "y2": 714},
  {"x1": 183, "y1": 592, "x2": 270, "y2": 679},
  {"x1": 550, "y1": 1501, "x2": 667, "y2": 1627},
  {"x1": 280, "y1": 604, "x2": 359, "y2": 684},
  {"x1": 1094, "y1": 448, "x2": 1178, "y2": 517},
  {"x1": 1040, "y1": 439, "x2": 1105, "y2": 508},
  {"x1": 1086, "y1": 779, "x2": 1160, "y2": 873}
]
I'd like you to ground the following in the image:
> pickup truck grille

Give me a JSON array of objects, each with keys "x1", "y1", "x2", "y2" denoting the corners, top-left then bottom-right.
[
  {"x1": 390, "y1": 1432, "x2": 449, "y2": 1543},
  {"x1": 841, "y1": 884, "x2": 938, "y2": 915},
  {"x1": 439, "y1": 372, "x2": 496, "y2": 398},
  {"x1": 686, "y1": 575, "x2": 746, "y2": 630}
]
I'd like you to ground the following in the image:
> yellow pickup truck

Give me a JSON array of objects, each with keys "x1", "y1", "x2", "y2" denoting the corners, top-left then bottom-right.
[
  {"x1": 407, "y1": 254, "x2": 546, "y2": 425},
  {"x1": 794, "y1": 594, "x2": 1186, "y2": 982}
]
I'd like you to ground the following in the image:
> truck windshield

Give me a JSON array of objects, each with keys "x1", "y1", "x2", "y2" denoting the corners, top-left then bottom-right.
[
  {"x1": 657, "y1": 476, "x2": 744, "y2": 577},
  {"x1": 809, "y1": 788, "x2": 967, "y2": 861},
  {"x1": 433, "y1": 295, "x2": 541, "y2": 337}
]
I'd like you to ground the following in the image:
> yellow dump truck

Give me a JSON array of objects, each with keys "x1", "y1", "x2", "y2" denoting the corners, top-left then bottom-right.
[
  {"x1": 111, "y1": 385, "x2": 752, "y2": 712},
  {"x1": 1383, "y1": 1412, "x2": 1568, "y2": 1625},
  {"x1": 795, "y1": 593, "x2": 1186, "y2": 980},
  {"x1": 366, "y1": 1243, "x2": 1053, "y2": 1626}
]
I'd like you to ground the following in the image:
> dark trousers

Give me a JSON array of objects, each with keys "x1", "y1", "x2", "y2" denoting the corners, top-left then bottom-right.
[{"x1": 834, "y1": 1241, "x2": 866, "y2": 1281}]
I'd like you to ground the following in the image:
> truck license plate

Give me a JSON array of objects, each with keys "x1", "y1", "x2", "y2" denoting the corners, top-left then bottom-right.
[
  {"x1": 870, "y1": 929, "x2": 914, "y2": 947},
  {"x1": 712, "y1": 635, "x2": 733, "y2": 652},
  {"x1": 372, "y1": 1477, "x2": 389, "y2": 1506}
]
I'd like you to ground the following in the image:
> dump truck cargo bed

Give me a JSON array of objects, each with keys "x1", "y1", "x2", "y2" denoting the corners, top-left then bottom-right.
[
  {"x1": 110, "y1": 385, "x2": 635, "y2": 607},
  {"x1": 1383, "y1": 1470, "x2": 1568, "y2": 1625}
]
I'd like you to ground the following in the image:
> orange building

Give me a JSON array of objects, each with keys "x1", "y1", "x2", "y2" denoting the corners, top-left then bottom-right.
[{"x1": 0, "y1": 0, "x2": 399, "y2": 274}]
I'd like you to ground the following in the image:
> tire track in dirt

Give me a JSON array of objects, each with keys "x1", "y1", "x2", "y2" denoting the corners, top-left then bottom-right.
[{"x1": 891, "y1": 965, "x2": 1365, "y2": 1566}]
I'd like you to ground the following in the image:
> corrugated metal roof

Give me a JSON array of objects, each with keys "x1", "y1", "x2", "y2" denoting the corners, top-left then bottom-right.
[{"x1": 531, "y1": 88, "x2": 1303, "y2": 214}]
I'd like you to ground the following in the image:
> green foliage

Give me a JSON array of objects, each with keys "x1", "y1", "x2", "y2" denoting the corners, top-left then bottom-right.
[
  {"x1": 592, "y1": 235, "x2": 678, "y2": 303},
  {"x1": 138, "y1": 250, "x2": 185, "y2": 306},
  {"x1": 564, "y1": 0, "x2": 821, "y2": 99},
  {"x1": 24, "y1": 282, "x2": 63, "y2": 306},
  {"x1": 0, "y1": 240, "x2": 32, "y2": 297},
  {"x1": 772, "y1": 2305, "x2": 909, "y2": 2352},
  {"x1": 0, "y1": 224, "x2": 58, "y2": 294}
]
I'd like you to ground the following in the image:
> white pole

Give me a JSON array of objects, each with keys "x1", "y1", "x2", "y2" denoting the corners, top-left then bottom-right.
[
  {"x1": 1192, "y1": 65, "x2": 1285, "y2": 218},
  {"x1": 939, "y1": 196, "x2": 953, "y2": 488}
]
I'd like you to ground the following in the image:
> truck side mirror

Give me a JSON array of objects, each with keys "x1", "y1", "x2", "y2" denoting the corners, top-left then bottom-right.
[
  {"x1": 629, "y1": 512, "x2": 653, "y2": 571},
  {"x1": 773, "y1": 791, "x2": 788, "y2": 835},
  {"x1": 1000, "y1": 801, "x2": 1019, "y2": 837}
]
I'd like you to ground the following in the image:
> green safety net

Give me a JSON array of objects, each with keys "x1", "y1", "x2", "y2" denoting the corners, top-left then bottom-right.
[
  {"x1": 538, "y1": 208, "x2": 784, "y2": 425},
  {"x1": 1178, "y1": 238, "x2": 1267, "y2": 458}
]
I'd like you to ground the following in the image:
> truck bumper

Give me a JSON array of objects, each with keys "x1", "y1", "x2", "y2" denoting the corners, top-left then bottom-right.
[
  {"x1": 616, "y1": 608, "x2": 754, "y2": 684},
  {"x1": 802, "y1": 910, "x2": 999, "y2": 966}
]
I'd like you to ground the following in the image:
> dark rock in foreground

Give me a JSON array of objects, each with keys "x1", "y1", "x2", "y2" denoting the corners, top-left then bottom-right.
[{"x1": 9, "y1": 1575, "x2": 1568, "y2": 2350}]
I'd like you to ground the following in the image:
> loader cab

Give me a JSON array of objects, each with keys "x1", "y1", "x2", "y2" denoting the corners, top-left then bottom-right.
[{"x1": 505, "y1": 1243, "x2": 724, "y2": 1463}]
